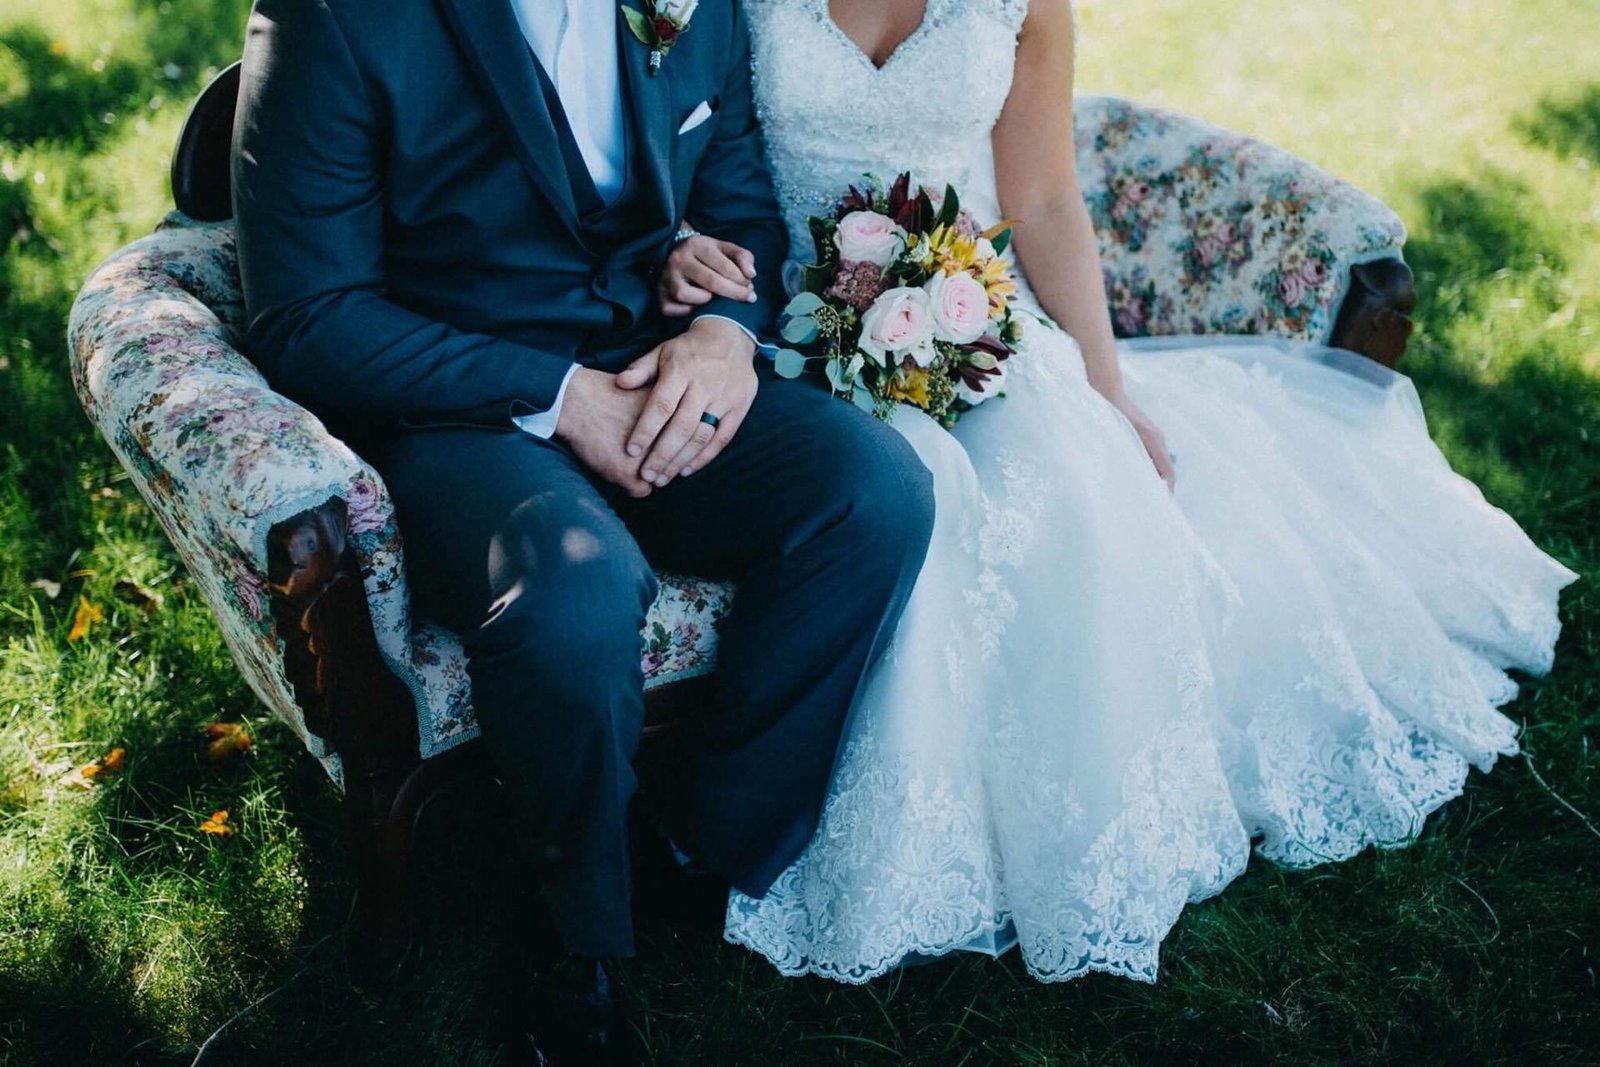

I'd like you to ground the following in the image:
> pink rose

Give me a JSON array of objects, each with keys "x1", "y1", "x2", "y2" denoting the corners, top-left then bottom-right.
[
  {"x1": 923, "y1": 270, "x2": 989, "y2": 344},
  {"x1": 835, "y1": 211, "x2": 906, "y2": 267},
  {"x1": 345, "y1": 474, "x2": 387, "y2": 534},
  {"x1": 1298, "y1": 258, "x2": 1328, "y2": 287},
  {"x1": 1278, "y1": 271, "x2": 1307, "y2": 308},
  {"x1": 858, "y1": 287, "x2": 935, "y2": 367}
]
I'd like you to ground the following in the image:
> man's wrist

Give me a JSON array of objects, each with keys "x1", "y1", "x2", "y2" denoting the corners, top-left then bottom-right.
[
  {"x1": 689, "y1": 314, "x2": 757, "y2": 358},
  {"x1": 554, "y1": 367, "x2": 606, "y2": 441}
]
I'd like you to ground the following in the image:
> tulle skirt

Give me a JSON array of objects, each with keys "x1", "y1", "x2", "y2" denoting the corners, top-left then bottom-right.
[{"x1": 724, "y1": 318, "x2": 1577, "y2": 984}]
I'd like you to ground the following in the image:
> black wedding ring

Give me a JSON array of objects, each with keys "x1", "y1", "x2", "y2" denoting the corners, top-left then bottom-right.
[{"x1": 700, "y1": 412, "x2": 721, "y2": 429}]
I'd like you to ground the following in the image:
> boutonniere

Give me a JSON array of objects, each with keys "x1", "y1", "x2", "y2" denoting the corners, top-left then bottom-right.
[{"x1": 623, "y1": 0, "x2": 697, "y2": 75}]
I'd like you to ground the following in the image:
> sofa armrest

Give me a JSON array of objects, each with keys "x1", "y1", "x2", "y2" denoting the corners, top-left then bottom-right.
[
  {"x1": 1074, "y1": 96, "x2": 1410, "y2": 353},
  {"x1": 266, "y1": 499, "x2": 419, "y2": 771},
  {"x1": 1326, "y1": 257, "x2": 1417, "y2": 367},
  {"x1": 68, "y1": 217, "x2": 410, "y2": 771}
]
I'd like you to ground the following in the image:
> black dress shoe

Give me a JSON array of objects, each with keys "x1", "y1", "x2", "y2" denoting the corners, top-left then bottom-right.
[{"x1": 518, "y1": 956, "x2": 639, "y2": 1066}]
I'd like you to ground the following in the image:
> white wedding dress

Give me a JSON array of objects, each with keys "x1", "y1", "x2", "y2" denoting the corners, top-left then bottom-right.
[{"x1": 723, "y1": 0, "x2": 1578, "y2": 984}]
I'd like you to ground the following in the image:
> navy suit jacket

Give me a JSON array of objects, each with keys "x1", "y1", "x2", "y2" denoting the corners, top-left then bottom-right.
[{"x1": 231, "y1": 0, "x2": 787, "y2": 434}]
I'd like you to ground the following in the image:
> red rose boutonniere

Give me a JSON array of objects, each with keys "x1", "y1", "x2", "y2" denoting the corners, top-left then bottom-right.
[{"x1": 623, "y1": 0, "x2": 697, "y2": 74}]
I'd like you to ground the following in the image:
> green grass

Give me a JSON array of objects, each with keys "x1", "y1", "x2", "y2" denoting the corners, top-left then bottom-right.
[{"x1": 1, "y1": 0, "x2": 1597, "y2": 1062}]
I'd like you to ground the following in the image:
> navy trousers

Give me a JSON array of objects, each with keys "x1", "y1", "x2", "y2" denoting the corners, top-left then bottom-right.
[{"x1": 374, "y1": 371, "x2": 935, "y2": 957}]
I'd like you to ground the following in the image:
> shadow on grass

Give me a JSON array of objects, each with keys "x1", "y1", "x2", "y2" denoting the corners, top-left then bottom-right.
[
  {"x1": 1399, "y1": 167, "x2": 1598, "y2": 551},
  {"x1": 1515, "y1": 83, "x2": 1600, "y2": 162}
]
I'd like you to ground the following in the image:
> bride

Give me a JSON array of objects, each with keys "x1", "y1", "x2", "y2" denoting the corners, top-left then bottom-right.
[{"x1": 658, "y1": 0, "x2": 1577, "y2": 983}]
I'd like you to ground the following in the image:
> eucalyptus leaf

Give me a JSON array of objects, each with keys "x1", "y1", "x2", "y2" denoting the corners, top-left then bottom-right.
[
  {"x1": 785, "y1": 291, "x2": 826, "y2": 317},
  {"x1": 824, "y1": 358, "x2": 855, "y2": 392},
  {"x1": 850, "y1": 387, "x2": 878, "y2": 414},
  {"x1": 773, "y1": 348, "x2": 808, "y2": 378},
  {"x1": 780, "y1": 316, "x2": 819, "y2": 344},
  {"x1": 621, "y1": 5, "x2": 655, "y2": 43}
]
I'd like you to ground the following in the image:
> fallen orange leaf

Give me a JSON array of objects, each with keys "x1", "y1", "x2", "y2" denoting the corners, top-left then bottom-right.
[
  {"x1": 198, "y1": 810, "x2": 233, "y2": 837},
  {"x1": 203, "y1": 722, "x2": 252, "y2": 762},
  {"x1": 67, "y1": 597, "x2": 103, "y2": 642},
  {"x1": 78, "y1": 746, "x2": 127, "y2": 783}
]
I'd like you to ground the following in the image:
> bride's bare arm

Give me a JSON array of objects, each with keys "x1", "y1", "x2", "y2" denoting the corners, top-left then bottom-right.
[{"x1": 993, "y1": 0, "x2": 1175, "y2": 486}]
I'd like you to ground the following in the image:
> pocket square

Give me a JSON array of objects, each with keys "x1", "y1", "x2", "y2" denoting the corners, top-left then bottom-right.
[{"x1": 677, "y1": 100, "x2": 715, "y2": 135}]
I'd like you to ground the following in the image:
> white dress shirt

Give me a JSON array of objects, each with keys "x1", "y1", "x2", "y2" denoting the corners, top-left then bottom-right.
[{"x1": 508, "y1": 0, "x2": 757, "y2": 440}]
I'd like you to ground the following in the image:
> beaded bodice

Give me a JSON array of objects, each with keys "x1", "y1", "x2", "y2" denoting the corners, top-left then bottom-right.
[{"x1": 747, "y1": 0, "x2": 1030, "y2": 257}]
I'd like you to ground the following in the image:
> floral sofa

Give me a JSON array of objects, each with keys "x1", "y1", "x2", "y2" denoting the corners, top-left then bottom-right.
[{"x1": 68, "y1": 95, "x2": 1411, "y2": 789}]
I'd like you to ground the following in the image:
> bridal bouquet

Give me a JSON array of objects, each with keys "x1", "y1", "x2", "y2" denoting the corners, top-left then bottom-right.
[{"x1": 773, "y1": 174, "x2": 1021, "y2": 428}]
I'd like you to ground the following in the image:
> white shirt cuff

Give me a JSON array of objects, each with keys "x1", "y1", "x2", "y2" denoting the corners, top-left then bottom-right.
[
  {"x1": 511, "y1": 362, "x2": 579, "y2": 440},
  {"x1": 695, "y1": 313, "x2": 779, "y2": 358}
]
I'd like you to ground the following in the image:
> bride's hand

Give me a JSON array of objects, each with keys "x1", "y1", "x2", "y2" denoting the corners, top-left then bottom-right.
[
  {"x1": 659, "y1": 234, "x2": 759, "y2": 316},
  {"x1": 1109, "y1": 393, "x2": 1176, "y2": 489}
]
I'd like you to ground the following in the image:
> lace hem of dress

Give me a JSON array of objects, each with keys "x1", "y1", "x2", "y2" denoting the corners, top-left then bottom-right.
[{"x1": 725, "y1": 702, "x2": 1514, "y2": 985}]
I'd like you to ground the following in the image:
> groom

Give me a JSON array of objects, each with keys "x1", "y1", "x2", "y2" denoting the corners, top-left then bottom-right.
[{"x1": 232, "y1": 0, "x2": 933, "y2": 1058}]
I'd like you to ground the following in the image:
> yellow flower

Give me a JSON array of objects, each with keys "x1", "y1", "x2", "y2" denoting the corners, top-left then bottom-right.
[
  {"x1": 49, "y1": 39, "x2": 68, "y2": 57},
  {"x1": 199, "y1": 810, "x2": 234, "y2": 837},
  {"x1": 883, "y1": 367, "x2": 931, "y2": 409},
  {"x1": 919, "y1": 224, "x2": 983, "y2": 275},
  {"x1": 977, "y1": 256, "x2": 1017, "y2": 313}
]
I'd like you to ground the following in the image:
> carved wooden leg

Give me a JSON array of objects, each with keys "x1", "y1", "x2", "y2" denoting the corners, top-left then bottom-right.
[
  {"x1": 263, "y1": 497, "x2": 716, "y2": 974},
  {"x1": 266, "y1": 499, "x2": 423, "y2": 974},
  {"x1": 1329, "y1": 257, "x2": 1418, "y2": 368}
]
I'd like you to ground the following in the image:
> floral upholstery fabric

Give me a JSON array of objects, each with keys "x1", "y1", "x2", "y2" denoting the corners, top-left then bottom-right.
[
  {"x1": 67, "y1": 99, "x2": 1406, "y2": 781},
  {"x1": 1074, "y1": 96, "x2": 1406, "y2": 343}
]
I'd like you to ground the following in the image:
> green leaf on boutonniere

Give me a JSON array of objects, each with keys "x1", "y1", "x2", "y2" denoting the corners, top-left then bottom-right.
[
  {"x1": 622, "y1": 5, "x2": 655, "y2": 45},
  {"x1": 990, "y1": 227, "x2": 1012, "y2": 256}
]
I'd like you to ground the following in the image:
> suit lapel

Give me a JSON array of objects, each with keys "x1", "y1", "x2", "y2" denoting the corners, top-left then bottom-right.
[
  {"x1": 434, "y1": 0, "x2": 582, "y2": 239},
  {"x1": 619, "y1": 14, "x2": 677, "y2": 226}
]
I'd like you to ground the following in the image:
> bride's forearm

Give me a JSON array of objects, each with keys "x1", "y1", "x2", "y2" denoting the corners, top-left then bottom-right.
[{"x1": 1011, "y1": 197, "x2": 1128, "y2": 402}]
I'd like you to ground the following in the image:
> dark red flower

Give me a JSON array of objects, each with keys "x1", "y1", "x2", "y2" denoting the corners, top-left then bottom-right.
[
  {"x1": 652, "y1": 16, "x2": 680, "y2": 42},
  {"x1": 886, "y1": 173, "x2": 922, "y2": 232},
  {"x1": 837, "y1": 182, "x2": 874, "y2": 216},
  {"x1": 966, "y1": 333, "x2": 1013, "y2": 360}
]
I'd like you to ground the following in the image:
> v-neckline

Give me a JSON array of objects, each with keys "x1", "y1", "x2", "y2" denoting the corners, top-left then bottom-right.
[{"x1": 823, "y1": 0, "x2": 932, "y2": 72}]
